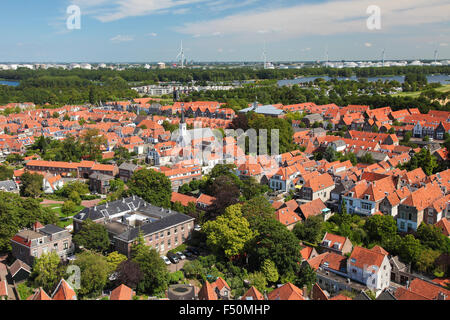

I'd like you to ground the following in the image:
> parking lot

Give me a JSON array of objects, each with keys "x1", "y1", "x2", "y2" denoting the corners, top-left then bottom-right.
[{"x1": 163, "y1": 247, "x2": 207, "y2": 273}]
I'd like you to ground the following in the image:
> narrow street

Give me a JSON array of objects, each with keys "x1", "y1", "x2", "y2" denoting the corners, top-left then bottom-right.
[{"x1": 0, "y1": 255, "x2": 18, "y2": 300}]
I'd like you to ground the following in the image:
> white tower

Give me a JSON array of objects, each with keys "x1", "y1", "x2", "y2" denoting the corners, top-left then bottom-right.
[{"x1": 176, "y1": 41, "x2": 185, "y2": 68}]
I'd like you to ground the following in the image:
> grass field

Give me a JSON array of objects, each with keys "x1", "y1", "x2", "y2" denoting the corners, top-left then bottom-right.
[
  {"x1": 43, "y1": 203, "x2": 84, "y2": 228},
  {"x1": 392, "y1": 84, "x2": 450, "y2": 98}
]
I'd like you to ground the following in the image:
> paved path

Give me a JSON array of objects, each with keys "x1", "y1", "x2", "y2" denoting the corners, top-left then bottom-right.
[{"x1": 41, "y1": 198, "x2": 102, "y2": 208}]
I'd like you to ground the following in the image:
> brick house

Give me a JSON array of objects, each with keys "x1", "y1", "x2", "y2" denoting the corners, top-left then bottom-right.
[
  {"x1": 11, "y1": 222, "x2": 74, "y2": 266},
  {"x1": 72, "y1": 196, "x2": 195, "y2": 257}
]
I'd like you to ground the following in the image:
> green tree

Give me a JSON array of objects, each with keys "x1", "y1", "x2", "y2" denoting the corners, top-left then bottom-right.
[
  {"x1": 324, "y1": 146, "x2": 338, "y2": 162},
  {"x1": 399, "y1": 234, "x2": 423, "y2": 265},
  {"x1": 81, "y1": 128, "x2": 106, "y2": 161},
  {"x1": 295, "y1": 263, "x2": 317, "y2": 291},
  {"x1": 0, "y1": 165, "x2": 14, "y2": 180},
  {"x1": 363, "y1": 215, "x2": 398, "y2": 245},
  {"x1": 106, "y1": 251, "x2": 128, "y2": 274},
  {"x1": 133, "y1": 247, "x2": 169, "y2": 296},
  {"x1": 203, "y1": 204, "x2": 256, "y2": 259},
  {"x1": 247, "y1": 272, "x2": 267, "y2": 293},
  {"x1": 68, "y1": 191, "x2": 81, "y2": 206},
  {"x1": 61, "y1": 200, "x2": 77, "y2": 217},
  {"x1": 293, "y1": 215, "x2": 324, "y2": 245},
  {"x1": 247, "y1": 216, "x2": 302, "y2": 276},
  {"x1": 261, "y1": 259, "x2": 279, "y2": 284},
  {"x1": 127, "y1": 169, "x2": 172, "y2": 208},
  {"x1": 415, "y1": 249, "x2": 440, "y2": 273},
  {"x1": 241, "y1": 196, "x2": 275, "y2": 226},
  {"x1": 73, "y1": 219, "x2": 110, "y2": 253},
  {"x1": 19, "y1": 171, "x2": 43, "y2": 198},
  {"x1": 32, "y1": 251, "x2": 65, "y2": 293},
  {"x1": 75, "y1": 251, "x2": 109, "y2": 297},
  {"x1": 0, "y1": 192, "x2": 58, "y2": 251}
]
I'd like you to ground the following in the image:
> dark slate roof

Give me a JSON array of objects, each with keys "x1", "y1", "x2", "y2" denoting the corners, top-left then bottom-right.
[
  {"x1": 0, "y1": 180, "x2": 18, "y2": 191},
  {"x1": 119, "y1": 162, "x2": 139, "y2": 171},
  {"x1": 115, "y1": 212, "x2": 194, "y2": 243},
  {"x1": 376, "y1": 289, "x2": 397, "y2": 300},
  {"x1": 73, "y1": 196, "x2": 147, "y2": 222},
  {"x1": 8, "y1": 259, "x2": 31, "y2": 278},
  {"x1": 89, "y1": 172, "x2": 114, "y2": 181},
  {"x1": 39, "y1": 224, "x2": 66, "y2": 235}
]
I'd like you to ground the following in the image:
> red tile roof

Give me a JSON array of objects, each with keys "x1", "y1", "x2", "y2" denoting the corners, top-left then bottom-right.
[
  {"x1": 52, "y1": 279, "x2": 76, "y2": 300},
  {"x1": 171, "y1": 192, "x2": 197, "y2": 207},
  {"x1": 110, "y1": 284, "x2": 134, "y2": 300},
  {"x1": 198, "y1": 281, "x2": 217, "y2": 300},
  {"x1": 241, "y1": 286, "x2": 264, "y2": 300},
  {"x1": 267, "y1": 283, "x2": 305, "y2": 300}
]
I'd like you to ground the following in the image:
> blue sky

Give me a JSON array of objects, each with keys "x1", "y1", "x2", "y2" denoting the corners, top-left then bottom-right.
[{"x1": 0, "y1": 0, "x2": 449, "y2": 62}]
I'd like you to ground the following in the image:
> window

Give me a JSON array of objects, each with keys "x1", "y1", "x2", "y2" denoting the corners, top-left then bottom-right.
[
  {"x1": 167, "y1": 230, "x2": 171, "y2": 236},
  {"x1": 361, "y1": 202, "x2": 372, "y2": 211},
  {"x1": 174, "y1": 228, "x2": 178, "y2": 234},
  {"x1": 63, "y1": 242, "x2": 68, "y2": 250},
  {"x1": 160, "y1": 232, "x2": 164, "y2": 238},
  {"x1": 32, "y1": 250, "x2": 37, "y2": 257}
]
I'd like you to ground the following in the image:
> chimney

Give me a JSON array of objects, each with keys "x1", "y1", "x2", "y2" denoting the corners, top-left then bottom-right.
[{"x1": 437, "y1": 292, "x2": 447, "y2": 301}]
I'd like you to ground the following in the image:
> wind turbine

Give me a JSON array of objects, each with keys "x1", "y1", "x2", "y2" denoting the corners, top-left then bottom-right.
[
  {"x1": 176, "y1": 41, "x2": 185, "y2": 68},
  {"x1": 434, "y1": 48, "x2": 438, "y2": 64},
  {"x1": 262, "y1": 41, "x2": 268, "y2": 69},
  {"x1": 382, "y1": 48, "x2": 385, "y2": 67}
]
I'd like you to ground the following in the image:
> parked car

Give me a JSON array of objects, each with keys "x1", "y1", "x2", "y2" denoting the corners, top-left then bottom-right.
[
  {"x1": 161, "y1": 256, "x2": 171, "y2": 265},
  {"x1": 194, "y1": 224, "x2": 201, "y2": 231},
  {"x1": 176, "y1": 251, "x2": 186, "y2": 260},
  {"x1": 187, "y1": 247, "x2": 200, "y2": 256},
  {"x1": 183, "y1": 250, "x2": 193, "y2": 258},
  {"x1": 167, "y1": 252, "x2": 179, "y2": 264}
]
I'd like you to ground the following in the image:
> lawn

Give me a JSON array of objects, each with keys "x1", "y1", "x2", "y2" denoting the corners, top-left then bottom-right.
[
  {"x1": 392, "y1": 84, "x2": 450, "y2": 98},
  {"x1": 42, "y1": 203, "x2": 84, "y2": 228}
]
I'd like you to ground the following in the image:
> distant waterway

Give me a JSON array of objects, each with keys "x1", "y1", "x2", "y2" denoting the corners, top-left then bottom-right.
[
  {"x1": 0, "y1": 80, "x2": 19, "y2": 86},
  {"x1": 278, "y1": 74, "x2": 450, "y2": 86}
]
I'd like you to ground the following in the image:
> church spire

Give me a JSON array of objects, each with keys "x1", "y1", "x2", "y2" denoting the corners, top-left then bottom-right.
[{"x1": 181, "y1": 103, "x2": 185, "y2": 124}]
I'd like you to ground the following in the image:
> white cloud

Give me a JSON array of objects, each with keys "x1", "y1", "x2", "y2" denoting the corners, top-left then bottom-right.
[
  {"x1": 175, "y1": 0, "x2": 450, "y2": 40},
  {"x1": 72, "y1": 0, "x2": 206, "y2": 22},
  {"x1": 440, "y1": 43, "x2": 448, "y2": 47},
  {"x1": 110, "y1": 34, "x2": 134, "y2": 42},
  {"x1": 365, "y1": 42, "x2": 372, "y2": 47},
  {"x1": 148, "y1": 32, "x2": 158, "y2": 37}
]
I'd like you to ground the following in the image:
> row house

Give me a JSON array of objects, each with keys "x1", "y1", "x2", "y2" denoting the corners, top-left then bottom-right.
[
  {"x1": 347, "y1": 246, "x2": 391, "y2": 297},
  {"x1": 397, "y1": 183, "x2": 444, "y2": 232},
  {"x1": 269, "y1": 163, "x2": 304, "y2": 192},
  {"x1": 342, "y1": 176, "x2": 397, "y2": 216},
  {"x1": 159, "y1": 165, "x2": 202, "y2": 191},
  {"x1": 299, "y1": 173, "x2": 335, "y2": 202}
]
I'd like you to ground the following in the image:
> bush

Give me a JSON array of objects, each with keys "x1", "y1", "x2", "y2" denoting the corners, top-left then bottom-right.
[{"x1": 168, "y1": 271, "x2": 185, "y2": 284}]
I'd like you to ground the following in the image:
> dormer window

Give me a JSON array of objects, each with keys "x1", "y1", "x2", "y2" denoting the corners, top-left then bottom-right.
[{"x1": 364, "y1": 195, "x2": 370, "y2": 200}]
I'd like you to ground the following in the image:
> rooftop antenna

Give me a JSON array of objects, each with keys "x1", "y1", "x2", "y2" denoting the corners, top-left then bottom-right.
[{"x1": 176, "y1": 40, "x2": 185, "y2": 69}]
